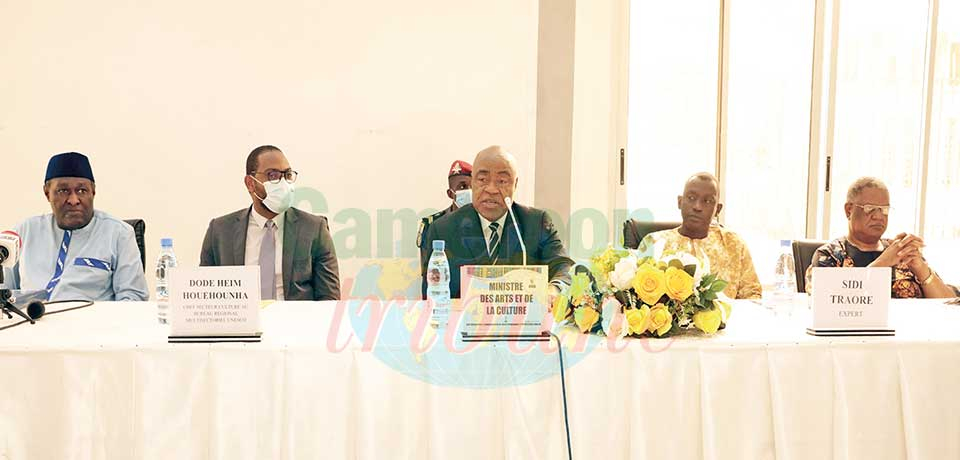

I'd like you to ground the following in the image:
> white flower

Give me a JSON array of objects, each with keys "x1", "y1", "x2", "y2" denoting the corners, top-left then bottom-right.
[
  {"x1": 600, "y1": 296, "x2": 630, "y2": 339},
  {"x1": 609, "y1": 254, "x2": 639, "y2": 290}
]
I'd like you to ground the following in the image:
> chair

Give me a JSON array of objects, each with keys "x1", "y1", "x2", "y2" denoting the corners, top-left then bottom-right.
[
  {"x1": 622, "y1": 219, "x2": 681, "y2": 249},
  {"x1": 791, "y1": 239, "x2": 824, "y2": 293},
  {"x1": 124, "y1": 219, "x2": 147, "y2": 273}
]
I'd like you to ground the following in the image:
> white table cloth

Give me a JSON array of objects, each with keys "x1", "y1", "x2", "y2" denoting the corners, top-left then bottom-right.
[{"x1": 1, "y1": 298, "x2": 959, "y2": 459}]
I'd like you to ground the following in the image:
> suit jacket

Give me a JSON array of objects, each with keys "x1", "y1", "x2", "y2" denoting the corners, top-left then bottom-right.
[
  {"x1": 200, "y1": 207, "x2": 341, "y2": 301},
  {"x1": 417, "y1": 205, "x2": 454, "y2": 275},
  {"x1": 421, "y1": 203, "x2": 573, "y2": 299}
]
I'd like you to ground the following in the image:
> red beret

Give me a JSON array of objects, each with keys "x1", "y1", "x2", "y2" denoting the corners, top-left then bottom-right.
[{"x1": 448, "y1": 160, "x2": 472, "y2": 177}]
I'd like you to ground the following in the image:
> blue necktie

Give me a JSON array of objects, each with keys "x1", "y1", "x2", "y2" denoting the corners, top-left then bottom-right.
[{"x1": 45, "y1": 230, "x2": 72, "y2": 296}]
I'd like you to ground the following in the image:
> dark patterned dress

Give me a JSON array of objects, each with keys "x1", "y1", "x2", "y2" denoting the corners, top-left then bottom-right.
[{"x1": 805, "y1": 237, "x2": 924, "y2": 298}]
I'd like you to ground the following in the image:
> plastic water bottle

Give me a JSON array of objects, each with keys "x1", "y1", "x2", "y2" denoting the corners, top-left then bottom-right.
[
  {"x1": 426, "y1": 240, "x2": 451, "y2": 328},
  {"x1": 156, "y1": 238, "x2": 178, "y2": 324},
  {"x1": 771, "y1": 239, "x2": 797, "y2": 313}
]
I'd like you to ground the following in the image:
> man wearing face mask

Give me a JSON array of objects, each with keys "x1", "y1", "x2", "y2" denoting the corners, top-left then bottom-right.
[
  {"x1": 0, "y1": 152, "x2": 148, "y2": 301},
  {"x1": 416, "y1": 160, "x2": 472, "y2": 272},
  {"x1": 200, "y1": 145, "x2": 341, "y2": 301},
  {"x1": 420, "y1": 146, "x2": 573, "y2": 299}
]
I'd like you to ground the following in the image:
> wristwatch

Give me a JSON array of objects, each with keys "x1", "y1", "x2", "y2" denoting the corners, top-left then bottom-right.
[{"x1": 921, "y1": 269, "x2": 937, "y2": 285}]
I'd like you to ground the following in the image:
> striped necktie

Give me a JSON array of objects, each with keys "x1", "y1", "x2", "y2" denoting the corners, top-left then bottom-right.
[
  {"x1": 487, "y1": 221, "x2": 500, "y2": 263},
  {"x1": 45, "y1": 229, "x2": 72, "y2": 297}
]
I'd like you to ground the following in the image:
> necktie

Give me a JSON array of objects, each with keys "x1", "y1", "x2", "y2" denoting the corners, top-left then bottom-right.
[
  {"x1": 488, "y1": 221, "x2": 500, "y2": 263},
  {"x1": 259, "y1": 220, "x2": 276, "y2": 300},
  {"x1": 45, "y1": 230, "x2": 72, "y2": 297}
]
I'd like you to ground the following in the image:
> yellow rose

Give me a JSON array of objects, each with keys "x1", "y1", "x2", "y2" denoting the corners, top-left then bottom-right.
[
  {"x1": 647, "y1": 303, "x2": 673, "y2": 336},
  {"x1": 664, "y1": 266, "x2": 694, "y2": 301},
  {"x1": 553, "y1": 294, "x2": 571, "y2": 324},
  {"x1": 624, "y1": 305, "x2": 651, "y2": 335},
  {"x1": 631, "y1": 264, "x2": 666, "y2": 306},
  {"x1": 574, "y1": 307, "x2": 600, "y2": 333},
  {"x1": 693, "y1": 307, "x2": 723, "y2": 334}
]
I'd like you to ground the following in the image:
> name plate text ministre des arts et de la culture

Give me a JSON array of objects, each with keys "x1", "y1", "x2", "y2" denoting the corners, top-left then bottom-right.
[{"x1": 460, "y1": 265, "x2": 549, "y2": 340}]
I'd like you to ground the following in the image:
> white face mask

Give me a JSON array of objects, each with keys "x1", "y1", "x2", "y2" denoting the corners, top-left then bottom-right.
[
  {"x1": 253, "y1": 178, "x2": 295, "y2": 214},
  {"x1": 454, "y1": 189, "x2": 473, "y2": 208}
]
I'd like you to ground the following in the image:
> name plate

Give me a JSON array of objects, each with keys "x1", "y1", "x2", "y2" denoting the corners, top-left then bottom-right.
[
  {"x1": 168, "y1": 266, "x2": 262, "y2": 340},
  {"x1": 460, "y1": 265, "x2": 548, "y2": 339},
  {"x1": 809, "y1": 267, "x2": 893, "y2": 336}
]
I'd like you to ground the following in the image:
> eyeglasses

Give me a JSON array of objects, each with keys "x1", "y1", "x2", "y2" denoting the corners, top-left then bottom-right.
[
  {"x1": 250, "y1": 169, "x2": 298, "y2": 184},
  {"x1": 853, "y1": 203, "x2": 891, "y2": 216}
]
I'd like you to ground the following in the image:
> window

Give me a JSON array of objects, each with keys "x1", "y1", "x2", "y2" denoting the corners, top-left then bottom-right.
[
  {"x1": 626, "y1": 0, "x2": 720, "y2": 220},
  {"x1": 827, "y1": 0, "x2": 929, "y2": 236},
  {"x1": 924, "y1": 0, "x2": 960, "y2": 282},
  {"x1": 622, "y1": 0, "x2": 959, "y2": 285},
  {"x1": 723, "y1": 0, "x2": 815, "y2": 281}
]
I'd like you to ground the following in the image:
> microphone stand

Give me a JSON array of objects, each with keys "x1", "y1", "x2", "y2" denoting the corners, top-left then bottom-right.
[
  {"x1": 504, "y1": 197, "x2": 527, "y2": 266},
  {"x1": 501, "y1": 198, "x2": 572, "y2": 459},
  {"x1": 0, "y1": 271, "x2": 34, "y2": 324}
]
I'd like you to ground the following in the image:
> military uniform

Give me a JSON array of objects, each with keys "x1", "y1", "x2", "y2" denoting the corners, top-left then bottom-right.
[
  {"x1": 417, "y1": 160, "x2": 472, "y2": 273},
  {"x1": 417, "y1": 204, "x2": 456, "y2": 273}
]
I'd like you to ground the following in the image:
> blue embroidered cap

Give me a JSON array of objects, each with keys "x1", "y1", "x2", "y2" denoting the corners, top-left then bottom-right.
[{"x1": 45, "y1": 152, "x2": 95, "y2": 183}]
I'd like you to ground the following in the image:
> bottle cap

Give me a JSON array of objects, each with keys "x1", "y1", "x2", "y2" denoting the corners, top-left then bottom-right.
[
  {"x1": 161, "y1": 238, "x2": 174, "y2": 248},
  {"x1": 432, "y1": 240, "x2": 445, "y2": 251}
]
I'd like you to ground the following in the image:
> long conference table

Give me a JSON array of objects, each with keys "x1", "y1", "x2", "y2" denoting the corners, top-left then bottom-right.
[{"x1": 1, "y1": 298, "x2": 959, "y2": 460}]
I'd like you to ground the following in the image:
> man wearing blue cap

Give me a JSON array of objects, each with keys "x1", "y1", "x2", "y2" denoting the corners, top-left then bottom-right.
[{"x1": 0, "y1": 152, "x2": 148, "y2": 301}]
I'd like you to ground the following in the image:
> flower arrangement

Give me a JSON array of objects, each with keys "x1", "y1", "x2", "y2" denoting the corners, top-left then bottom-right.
[{"x1": 553, "y1": 246, "x2": 732, "y2": 337}]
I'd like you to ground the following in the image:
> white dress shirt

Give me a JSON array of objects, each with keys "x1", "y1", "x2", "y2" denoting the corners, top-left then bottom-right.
[
  {"x1": 245, "y1": 208, "x2": 285, "y2": 301},
  {"x1": 477, "y1": 207, "x2": 566, "y2": 290},
  {"x1": 478, "y1": 211, "x2": 508, "y2": 255}
]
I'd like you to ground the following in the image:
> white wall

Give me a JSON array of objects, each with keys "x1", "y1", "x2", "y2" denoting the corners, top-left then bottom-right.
[
  {"x1": 568, "y1": 0, "x2": 628, "y2": 256},
  {"x1": 534, "y1": 0, "x2": 629, "y2": 261},
  {"x1": 0, "y1": 0, "x2": 539, "y2": 290}
]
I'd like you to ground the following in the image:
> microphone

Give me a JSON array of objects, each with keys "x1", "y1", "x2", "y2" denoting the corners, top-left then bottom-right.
[
  {"x1": 504, "y1": 197, "x2": 527, "y2": 266},
  {"x1": 0, "y1": 230, "x2": 21, "y2": 269},
  {"x1": 26, "y1": 300, "x2": 45, "y2": 320}
]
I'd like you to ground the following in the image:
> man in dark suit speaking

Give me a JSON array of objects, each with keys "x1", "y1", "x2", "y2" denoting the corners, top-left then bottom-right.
[
  {"x1": 200, "y1": 145, "x2": 340, "y2": 301},
  {"x1": 421, "y1": 145, "x2": 573, "y2": 299}
]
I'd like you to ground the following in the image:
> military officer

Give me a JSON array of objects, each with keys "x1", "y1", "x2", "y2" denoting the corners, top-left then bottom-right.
[{"x1": 417, "y1": 160, "x2": 472, "y2": 270}]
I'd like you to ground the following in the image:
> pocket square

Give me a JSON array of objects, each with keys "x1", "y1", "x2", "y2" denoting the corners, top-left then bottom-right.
[{"x1": 73, "y1": 257, "x2": 112, "y2": 271}]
